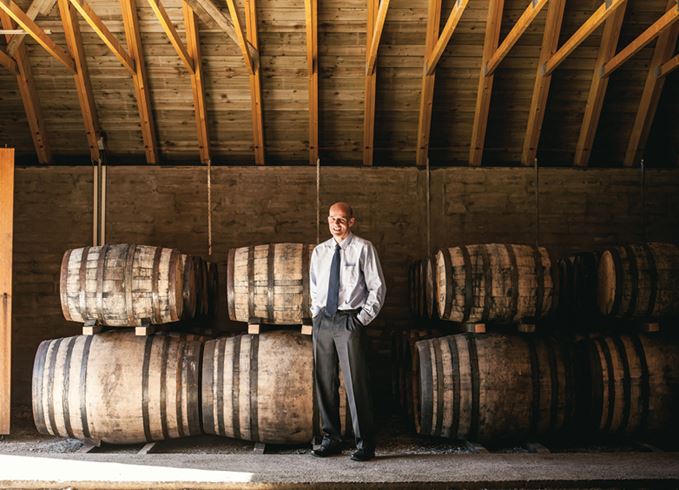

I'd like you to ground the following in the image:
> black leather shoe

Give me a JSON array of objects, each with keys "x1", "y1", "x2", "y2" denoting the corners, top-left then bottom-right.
[
  {"x1": 350, "y1": 448, "x2": 375, "y2": 461},
  {"x1": 311, "y1": 443, "x2": 342, "y2": 458}
]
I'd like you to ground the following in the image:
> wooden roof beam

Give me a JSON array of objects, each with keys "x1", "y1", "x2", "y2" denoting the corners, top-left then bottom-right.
[
  {"x1": 602, "y1": 3, "x2": 679, "y2": 78},
  {"x1": 365, "y1": 0, "x2": 390, "y2": 76},
  {"x1": 415, "y1": 0, "x2": 443, "y2": 167},
  {"x1": 521, "y1": 0, "x2": 565, "y2": 166},
  {"x1": 543, "y1": 0, "x2": 626, "y2": 77},
  {"x1": 0, "y1": 0, "x2": 74, "y2": 72},
  {"x1": 424, "y1": 0, "x2": 468, "y2": 76},
  {"x1": 363, "y1": 0, "x2": 380, "y2": 166},
  {"x1": 121, "y1": 0, "x2": 159, "y2": 163},
  {"x1": 58, "y1": 0, "x2": 101, "y2": 162},
  {"x1": 147, "y1": 0, "x2": 194, "y2": 73},
  {"x1": 225, "y1": 0, "x2": 253, "y2": 73},
  {"x1": 68, "y1": 0, "x2": 135, "y2": 76},
  {"x1": 305, "y1": 0, "x2": 318, "y2": 165},
  {"x1": 0, "y1": 47, "x2": 17, "y2": 73},
  {"x1": 658, "y1": 51, "x2": 679, "y2": 77},
  {"x1": 469, "y1": 0, "x2": 504, "y2": 165},
  {"x1": 244, "y1": 0, "x2": 264, "y2": 164},
  {"x1": 184, "y1": 0, "x2": 258, "y2": 70},
  {"x1": 5, "y1": 0, "x2": 56, "y2": 56},
  {"x1": 183, "y1": 1, "x2": 210, "y2": 163},
  {"x1": 1, "y1": 12, "x2": 51, "y2": 163},
  {"x1": 624, "y1": 0, "x2": 679, "y2": 166},
  {"x1": 573, "y1": 2, "x2": 627, "y2": 166},
  {"x1": 485, "y1": 0, "x2": 548, "y2": 77}
]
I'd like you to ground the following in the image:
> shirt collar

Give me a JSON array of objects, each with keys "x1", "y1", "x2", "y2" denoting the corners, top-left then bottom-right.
[{"x1": 330, "y1": 232, "x2": 354, "y2": 250}]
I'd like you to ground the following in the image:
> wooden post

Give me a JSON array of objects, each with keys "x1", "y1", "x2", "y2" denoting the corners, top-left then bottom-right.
[{"x1": 0, "y1": 148, "x2": 14, "y2": 435}]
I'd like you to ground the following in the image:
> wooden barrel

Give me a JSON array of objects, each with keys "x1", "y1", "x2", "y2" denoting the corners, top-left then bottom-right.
[
  {"x1": 556, "y1": 251, "x2": 599, "y2": 319},
  {"x1": 597, "y1": 242, "x2": 679, "y2": 319},
  {"x1": 202, "y1": 330, "x2": 349, "y2": 444},
  {"x1": 180, "y1": 254, "x2": 197, "y2": 321},
  {"x1": 60, "y1": 244, "x2": 184, "y2": 326},
  {"x1": 408, "y1": 264, "x2": 418, "y2": 317},
  {"x1": 424, "y1": 256, "x2": 436, "y2": 319},
  {"x1": 414, "y1": 333, "x2": 576, "y2": 442},
  {"x1": 208, "y1": 261, "x2": 219, "y2": 317},
  {"x1": 192, "y1": 256, "x2": 209, "y2": 318},
  {"x1": 435, "y1": 244, "x2": 557, "y2": 324},
  {"x1": 32, "y1": 332, "x2": 203, "y2": 444},
  {"x1": 227, "y1": 243, "x2": 315, "y2": 324},
  {"x1": 577, "y1": 334, "x2": 679, "y2": 435}
]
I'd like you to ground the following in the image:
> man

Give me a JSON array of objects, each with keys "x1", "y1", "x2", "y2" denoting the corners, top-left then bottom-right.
[{"x1": 309, "y1": 202, "x2": 386, "y2": 462}]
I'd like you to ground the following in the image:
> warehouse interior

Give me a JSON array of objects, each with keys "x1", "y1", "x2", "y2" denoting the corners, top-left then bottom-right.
[{"x1": 2, "y1": 0, "x2": 679, "y2": 487}]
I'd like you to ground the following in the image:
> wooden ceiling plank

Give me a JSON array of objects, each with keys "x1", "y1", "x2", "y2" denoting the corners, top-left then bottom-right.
[
  {"x1": 415, "y1": 0, "x2": 443, "y2": 167},
  {"x1": 244, "y1": 0, "x2": 264, "y2": 164},
  {"x1": 602, "y1": 3, "x2": 679, "y2": 79},
  {"x1": 1, "y1": 12, "x2": 51, "y2": 163},
  {"x1": 183, "y1": 1, "x2": 210, "y2": 163},
  {"x1": 121, "y1": 0, "x2": 159, "y2": 163},
  {"x1": 573, "y1": 3, "x2": 627, "y2": 167},
  {"x1": 68, "y1": 0, "x2": 135, "y2": 76},
  {"x1": 543, "y1": 0, "x2": 626, "y2": 77},
  {"x1": 363, "y1": 0, "x2": 378, "y2": 166},
  {"x1": 658, "y1": 51, "x2": 679, "y2": 77},
  {"x1": 225, "y1": 0, "x2": 253, "y2": 73},
  {"x1": 425, "y1": 0, "x2": 469, "y2": 76},
  {"x1": 147, "y1": 0, "x2": 194, "y2": 73},
  {"x1": 624, "y1": 0, "x2": 679, "y2": 166},
  {"x1": 0, "y1": 47, "x2": 17, "y2": 73},
  {"x1": 0, "y1": 0, "x2": 74, "y2": 72},
  {"x1": 469, "y1": 0, "x2": 504, "y2": 166},
  {"x1": 305, "y1": 0, "x2": 318, "y2": 165},
  {"x1": 5, "y1": 0, "x2": 55, "y2": 56},
  {"x1": 58, "y1": 0, "x2": 101, "y2": 162},
  {"x1": 485, "y1": 0, "x2": 548, "y2": 77},
  {"x1": 521, "y1": 0, "x2": 566, "y2": 166},
  {"x1": 365, "y1": 0, "x2": 390, "y2": 76}
]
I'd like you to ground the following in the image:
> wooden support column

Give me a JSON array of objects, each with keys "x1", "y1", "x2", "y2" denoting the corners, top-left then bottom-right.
[
  {"x1": 469, "y1": 0, "x2": 503, "y2": 165},
  {"x1": 121, "y1": 0, "x2": 159, "y2": 163},
  {"x1": 304, "y1": 0, "x2": 318, "y2": 165},
  {"x1": 244, "y1": 0, "x2": 265, "y2": 165},
  {"x1": 0, "y1": 47, "x2": 17, "y2": 73},
  {"x1": 624, "y1": 0, "x2": 679, "y2": 166},
  {"x1": 1, "y1": 12, "x2": 51, "y2": 163},
  {"x1": 183, "y1": 1, "x2": 210, "y2": 163},
  {"x1": 574, "y1": 2, "x2": 627, "y2": 166},
  {"x1": 363, "y1": 0, "x2": 379, "y2": 166},
  {"x1": 0, "y1": 148, "x2": 14, "y2": 435},
  {"x1": 58, "y1": 0, "x2": 101, "y2": 162},
  {"x1": 521, "y1": 0, "x2": 566, "y2": 165},
  {"x1": 659, "y1": 52, "x2": 679, "y2": 77}
]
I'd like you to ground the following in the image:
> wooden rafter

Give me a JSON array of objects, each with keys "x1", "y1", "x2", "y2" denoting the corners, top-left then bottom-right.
[
  {"x1": 1, "y1": 12, "x2": 51, "y2": 163},
  {"x1": 415, "y1": 0, "x2": 442, "y2": 167},
  {"x1": 424, "y1": 0, "x2": 468, "y2": 76},
  {"x1": 521, "y1": 0, "x2": 565, "y2": 166},
  {"x1": 543, "y1": 0, "x2": 626, "y2": 77},
  {"x1": 5, "y1": 0, "x2": 55, "y2": 56},
  {"x1": 244, "y1": 0, "x2": 264, "y2": 164},
  {"x1": 147, "y1": 0, "x2": 194, "y2": 73},
  {"x1": 68, "y1": 0, "x2": 135, "y2": 76},
  {"x1": 659, "y1": 51, "x2": 679, "y2": 77},
  {"x1": 602, "y1": 3, "x2": 679, "y2": 79},
  {"x1": 485, "y1": 0, "x2": 548, "y2": 77},
  {"x1": 58, "y1": 0, "x2": 101, "y2": 162},
  {"x1": 183, "y1": 1, "x2": 210, "y2": 163},
  {"x1": 365, "y1": 0, "x2": 390, "y2": 76},
  {"x1": 0, "y1": 47, "x2": 17, "y2": 73},
  {"x1": 469, "y1": 0, "x2": 503, "y2": 165},
  {"x1": 0, "y1": 0, "x2": 74, "y2": 72},
  {"x1": 225, "y1": 0, "x2": 252, "y2": 73},
  {"x1": 183, "y1": 0, "x2": 258, "y2": 67},
  {"x1": 624, "y1": 0, "x2": 679, "y2": 166},
  {"x1": 573, "y1": 2, "x2": 627, "y2": 166},
  {"x1": 305, "y1": 0, "x2": 318, "y2": 165},
  {"x1": 121, "y1": 0, "x2": 159, "y2": 163}
]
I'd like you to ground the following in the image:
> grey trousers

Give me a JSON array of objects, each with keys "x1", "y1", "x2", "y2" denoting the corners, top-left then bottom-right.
[{"x1": 312, "y1": 309, "x2": 375, "y2": 450}]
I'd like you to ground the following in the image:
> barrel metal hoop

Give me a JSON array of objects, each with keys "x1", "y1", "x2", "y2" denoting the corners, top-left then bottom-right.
[
  {"x1": 533, "y1": 246, "x2": 544, "y2": 321},
  {"x1": 526, "y1": 336, "x2": 540, "y2": 435},
  {"x1": 642, "y1": 244, "x2": 658, "y2": 318},
  {"x1": 46, "y1": 338, "x2": 64, "y2": 437},
  {"x1": 545, "y1": 338, "x2": 559, "y2": 433},
  {"x1": 61, "y1": 337, "x2": 77, "y2": 438},
  {"x1": 247, "y1": 247, "x2": 255, "y2": 321},
  {"x1": 60, "y1": 250, "x2": 73, "y2": 321},
  {"x1": 249, "y1": 335, "x2": 260, "y2": 442},
  {"x1": 217, "y1": 338, "x2": 226, "y2": 436},
  {"x1": 447, "y1": 335, "x2": 461, "y2": 439},
  {"x1": 461, "y1": 246, "x2": 473, "y2": 323},
  {"x1": 629, "y1": 335, "x2": 649, "y2": 434},
  {"x1": 596, "y1": 337, "x2": 616, "y2": 434},
  {"x1": 168, "y1": 250, "x2": 180, "y2": 322},
  {"x1": 623, "y1": 245, "x2": 639, "y2": 317},
  {"x1": 159, "y1": 335, "x2": 171, "y2": 440},
  {"x1": 609, "y1": 247, "x2": 624, "y2": 317},
  {"x1": 227, "y1": 249, "x2": 236, "y2": 320},
  {"x1": 418, "y1": 341, "x2": 433, "y2": 436},
  {"x1": 480, "y1": 245, "x2": 492, "y2": 322},
  {"x1": 232, "y1": 336, "x2": 242, "y2": 439},
  {"x1": 465, "y1": 335, "x2": 480, "y2": 441},
  {"x1": 78, "y1": 247, "x2": 90, "y2": 320},
  {"x1": 150, "y1": 247, "x2": 162, "y2": 324},
  {"x1": 95, "y1": 245, "x2": 110, "y2": 322},
  {"x1": 612, "y1": 336, "x2": 631, "y2": 434},
  {"x1": 586, "y1": 339, "x2": 604, "y2": 433},
  {"x1": 439, "y1": 249, "x2": 453, "y2": 320},
  {"x1": 141, "y1": 336, "x2": 155, "y2": 442},
  {"x1": 190, "y1": 342, "x2": 204, "y2": 435},
  {"x1": 124, "y1": 244, "x2": 137, "y2": 326},
  {"x1": 505, "y1": 244, "x2": 519, "y2": 320},
  {"x1": 267, "y1": 244, "x2": 275, "y2": 322},
  {"x1": 433, "y1": 338, "x2": 445, "y2": 437},
  {"x1": 32, "y1": 340, "x2": 50, "y2": 435},
  {"x1": 79, "y1": 335, "x2": 94, "y2": 439},
  {"x1": 175, "y1": 341, "x2": 186, "y2": 438}
]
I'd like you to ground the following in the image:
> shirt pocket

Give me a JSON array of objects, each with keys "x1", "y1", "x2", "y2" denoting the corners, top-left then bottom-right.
[{"x1": 343, "y1": 262, "x2": 359, "y2": 288}]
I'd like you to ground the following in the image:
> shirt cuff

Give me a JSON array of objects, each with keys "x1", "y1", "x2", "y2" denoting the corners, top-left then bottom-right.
[{"x1": 356, "y1": 311, "x2": 371, "y2": 326}]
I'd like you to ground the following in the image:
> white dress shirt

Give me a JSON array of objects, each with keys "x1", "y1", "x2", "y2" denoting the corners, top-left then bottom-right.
[{"x1": 310, "y1": 233, "x2": 386, "y2": 326}]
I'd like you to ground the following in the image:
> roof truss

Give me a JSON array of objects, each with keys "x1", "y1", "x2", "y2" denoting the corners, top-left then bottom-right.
[
  {"x1": 5, "y1": 0, "x2": 55, "y2": 56},
  {"x1": 244, "y1": 0, "x2": 264, "y2": 164},
  {"x1": 305, "y1": 0, "x2": 318, "y2": 165},
  {"x1": 0, "y1": 46, "x2": 16, "y2": 73},
  {"x1": 146, "y1": 0, "x2": 194, "y2": 73}
]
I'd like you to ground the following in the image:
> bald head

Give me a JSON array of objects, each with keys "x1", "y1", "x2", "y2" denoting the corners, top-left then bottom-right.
[{"x1": 328, "y1": 202, "x2": 356, "y2": 241}]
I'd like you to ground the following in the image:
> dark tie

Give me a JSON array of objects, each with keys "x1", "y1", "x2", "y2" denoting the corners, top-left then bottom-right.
[{"x1": 325, "y1": 244, "x2": 341, "y2": 316}]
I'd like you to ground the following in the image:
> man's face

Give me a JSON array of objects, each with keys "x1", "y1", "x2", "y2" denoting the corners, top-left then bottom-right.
[{"x1": 328, "y1": 205, "x2": 355, "y2": 241}]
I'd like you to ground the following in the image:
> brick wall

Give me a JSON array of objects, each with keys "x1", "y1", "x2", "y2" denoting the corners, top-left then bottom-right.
[{"x1": 11, "y1": 166, "x2": 679, "y2": 408}]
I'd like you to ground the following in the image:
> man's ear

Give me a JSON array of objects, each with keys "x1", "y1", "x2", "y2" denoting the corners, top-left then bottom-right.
[{"x1": 349, "y1": 217, "x2": 356, "y2": 227}]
